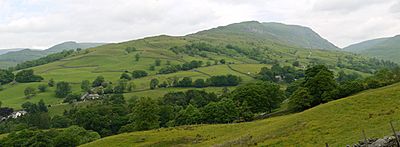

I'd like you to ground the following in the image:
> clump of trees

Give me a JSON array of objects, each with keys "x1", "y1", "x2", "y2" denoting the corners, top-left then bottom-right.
[
  {"x1": 287, "y1": 65, "x2": 400, "y2": 112},
  {"x1": 158, "y1": 60, "x2": 203, "y2": 74},
  {"x1": 125, "y1": 47, "x2": 137, "y2": 53},
  {"x1": 0, "y1": 69, "x2": 14, "y2": 85},
  {"x1": 149, "y1": 75, "x2": 241, "y2": 89},
  {"x1": 15, "y1": 69, "x2": 43, "y2": 83},
  {"x1": 131, "y1": 70, "x2": 148, "y2": 79},
  {"x1": 258, "y1": 64, "x2": 304, "y2": 83},
  {"x1": 0, "y1": 126, "x2": 100, "y2": 147}
]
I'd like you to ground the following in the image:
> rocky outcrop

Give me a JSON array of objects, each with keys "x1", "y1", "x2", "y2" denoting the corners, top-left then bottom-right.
[{"x1": 353, "y1": 134, "x2": 400, "y2": 147}]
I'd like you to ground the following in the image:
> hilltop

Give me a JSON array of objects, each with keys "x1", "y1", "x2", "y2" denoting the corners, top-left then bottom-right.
[
  {"x1": 345, "y1": 35, "x2": 400, "y2": 63},
  {"x1": 193, "y1": 21, "x2": 340, "y2": 50},
  {"x1": 81, "y1": 83, "x2": 400, "y2": 146}
]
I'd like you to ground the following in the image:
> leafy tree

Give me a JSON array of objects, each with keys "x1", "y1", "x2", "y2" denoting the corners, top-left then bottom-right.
[
  {"x1": 24, "y1": 87, "x2": 36, "y2": 98},
  {"x1": 220, "y1": 59, "x2": 226, "y2": 64},
  {"x1": 175, "y1": 104, "x2": 201, "y2": 125},
  {"x1": 149, "y1": 65, "x2": 156, "y2": 71},
  {"x1": 127, "y1": 82, "x2": 136, "y2": 92},
  {"x1": 38, "y1": 99, "x2": 48, "y2": 112},
  {"x1": 150, "y1": 78, "x2": 159, "y2": 90},
  {"x1": 304, "y1": 65, "x2": 337, "y2": 105},
  {"x1": 120, "y1": 72, "x2": 131, "y2": 80},
  {"x1": 292, "y1": 61, "x2": 300, "y2": 67},
  {"x1": 336, "y1": 71, "x2": 361, "y2": 84},
  {"x1": 155, "y1": 59, "x2": 161, "y2": 66},
  {"x1": 48, "y1": 79, "x2": 55, "y2": 87},
  {"x1": 125, "y1": 47, "x2": 137, "y2": 53},
  {"x1": 92, "y1": 76, "x2": 105, "y2": 87},
  {"x1": 56, "y1": 82, "x2": 72, "y2": 98},
  {"x1": 135, "y1": 53, "x2": 140, "y2": 61},
  {"x1": 81, "y1": 80, "x2": 91, "y2": 92},
  {"x1": 63, "y1": 93, "x2": 81, "y2": 104},
  {"x1": 131, "y1": 97, "x2": 160, "y2": 131},
  {"x1": 15, "y1": 69, "x2": 43, "y2": 83},
  {"x1": 37, "y1": 84, "x2": 48, "y2": 92},
  {"x1": 0, "y1": 69, "x2": 14, "y2": 85},
  {"x1": 114, "y1": 79, "x2": 128, "y2": 94},
  {"x1": 131, "y1": 70, "x2": 148, "y2": 79},
  {"x1": 201, "y1": 99, "x2": 238, "y2": 123},
  {"x1": 231, "y1": 82, "x2": 284, "y2": 113},
  {"x1": 193, "y1": 79, "x2": 206, "y2": 88},
  {"x1": 288, "y1": 87, "x2": 313, "y2": 112},
  {"x1": 177, "y1": 77, "x2": 192, "y2": 87}
]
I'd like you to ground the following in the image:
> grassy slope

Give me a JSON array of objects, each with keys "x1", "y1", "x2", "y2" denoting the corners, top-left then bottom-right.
[
  {"x1": 81, "y1": 83, "x2": 400, "y2": 147},
  {"x1": 345, "y1": 35, "x2": 400, "y2": 63},
  {"x1": 0, "y1": 23, "x2": 375, "y2": 114}
]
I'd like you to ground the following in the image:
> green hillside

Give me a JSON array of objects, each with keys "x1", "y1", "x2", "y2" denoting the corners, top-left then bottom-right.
[
  {"x1": 81, "y1": 83, "x2": 400, "y2": 147},
  {"x1": 0, "y1": 21, "x2": 389, "y2": 113},
  {"x1": 0, "y1": 42, "x2": 106, "y2": 69},
  {"x1": 194, "y1": 21, "x2": 340, "y2": 50},
  {"x1": 345, "y1": 35, "x2": 400, "y2": 63}
]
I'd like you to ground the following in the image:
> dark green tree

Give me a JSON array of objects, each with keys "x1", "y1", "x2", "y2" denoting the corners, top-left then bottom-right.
[
  {"x1": 81, "y1": 80, "x2": 91, "y2": 92},
  {"x1": 135, "y1": 53, "x2": 140, "y2": 61},
  {"x1": 37, "y1": 84, "x2": 48, "y2": 92},
  {"x1": 193, "y1": 79, "x2": 206, "y2": 88},
  {"x1": 231, "y1": 82, "x2": 284, "y2": 113},
  {"x1": 0, "y1": 69, "x2": 14, "y2": 85},
  {"x1": 131, "y1": 70, "x2": 148, "y2": 79},
  {"x1": 288, "y1": 87, "x2": 313, "y2": 112},
  {"x1": 150, "y1": 78, "x2": 159, "y2": 90},
  {"x1": 92, "y1": 76, "x2": 105, "y2": 87},
  {"x1": 201, "y1": 99, "x2": 239, "y2": 123},
  {"x1": 55, "y1": 82, "x2": 72, "y2": 98},
  {"x1": 48, "y1": 79, "x2": 55, "y2": 87},
  {"x1": 24, "y1": 87, "x2": 36, "y2": 98},
  {"x1": 155, "y1": 59, "x2": 161, "y2": 66},
  {"x1": 120, "y1": 73, "x2": 131, "y2": 80},
  {"x1": 131, "y1": 97, "x2": 160, "y2": 131}
]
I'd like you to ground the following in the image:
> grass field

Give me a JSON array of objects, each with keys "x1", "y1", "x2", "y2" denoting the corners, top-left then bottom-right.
[{"x1": 81, "y1": 83, "x2": 400, "y2": 147}]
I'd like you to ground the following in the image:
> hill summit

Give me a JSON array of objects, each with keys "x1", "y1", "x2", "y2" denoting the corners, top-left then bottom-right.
[{"x1": 193, "y1": 21, "x2": 339, "y2": 50}]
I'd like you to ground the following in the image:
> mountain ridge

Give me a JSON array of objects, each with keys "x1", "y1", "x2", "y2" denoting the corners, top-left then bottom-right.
[
  {"x1": 0, "y1": 41, "x2": 106, "y2": 68},
  {"x1": 344, "y1": 35, "x2": 400, "y2": 63},
  {"x1": 192, "y1": 21, "x2": 340, "y2": 50}
]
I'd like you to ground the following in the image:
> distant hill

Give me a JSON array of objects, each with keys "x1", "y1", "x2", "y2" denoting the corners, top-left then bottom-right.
[
  {"x1": 0, "y1": 42, "x2": 106, "y2": 68},
  {"x1": 0, "y1": 48, "x2": 27, "y2": 55},
  {"x1": 192, "y1": 21, "x2": 340, "y2": 50},
  {"x1": 344, "y1": 35, "x2": 400, "y2": 63}
]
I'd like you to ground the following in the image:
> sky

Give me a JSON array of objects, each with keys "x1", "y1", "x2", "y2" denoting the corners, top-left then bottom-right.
[{"x1": 0, "y1": 0, "x2": 399, "y2": 49}]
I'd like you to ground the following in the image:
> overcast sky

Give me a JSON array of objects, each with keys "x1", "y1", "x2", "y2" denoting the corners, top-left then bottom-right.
[{"x1": 0, "y1": 0, "x2": 399, "y2": 49}]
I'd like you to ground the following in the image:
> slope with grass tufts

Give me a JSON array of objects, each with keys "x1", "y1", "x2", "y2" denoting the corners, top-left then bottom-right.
[{"x1": 81, "y1": 83, "x2": 400, "y2": 146}]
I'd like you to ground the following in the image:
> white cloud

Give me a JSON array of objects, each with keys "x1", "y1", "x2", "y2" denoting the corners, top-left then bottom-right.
[{"x1": 0, "y1": 0, "x2": 399, "y2": 49}]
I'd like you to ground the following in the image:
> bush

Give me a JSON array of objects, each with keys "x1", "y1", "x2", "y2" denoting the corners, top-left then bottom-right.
[
  {"x1": 193, "y1": 79, "x2": 207, "y2": 88},
  {"x1": 37, "y1": 84, "x2": 48, "y2": 92},
  {"x1": 132, "y1": 70, "x2": 148, "y2": 79},
  {"x1": 56, "y1": 82, "x2": 71, "y2": 98},
  {"x1": 120, "y1": 73, "x2": 131, "y2": 80},
  {"x1": 24, "y1": 87, "x2": 36, "y2": 98},
  {"x1": 125, "y1": 47, "x2": 136, "y2": 53}
]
